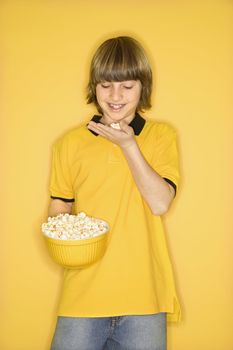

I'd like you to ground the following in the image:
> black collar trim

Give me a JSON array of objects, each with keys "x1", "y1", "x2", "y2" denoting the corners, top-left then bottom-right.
[{"x1": 87, "y1": 112, "x2": 146, "y2": 136}]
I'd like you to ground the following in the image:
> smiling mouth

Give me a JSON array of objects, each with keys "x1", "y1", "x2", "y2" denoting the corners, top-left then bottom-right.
[{"x1": 108, "y1": 103, "x2": 125, "y2": 111}]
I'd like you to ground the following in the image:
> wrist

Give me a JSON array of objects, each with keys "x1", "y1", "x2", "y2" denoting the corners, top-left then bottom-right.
[{"x1": 121, "y1": 139, "x2": 138, "y2": 152}]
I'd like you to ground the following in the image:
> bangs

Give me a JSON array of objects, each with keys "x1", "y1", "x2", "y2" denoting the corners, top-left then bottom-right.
[
  {"x1": 95, "y1": 63, "x2": 139, "y2": 83},
  {"x1": 93, "y1": 40, "x2": 142, "y2": 83}
]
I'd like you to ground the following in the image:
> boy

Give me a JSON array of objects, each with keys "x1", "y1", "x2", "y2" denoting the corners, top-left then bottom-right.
[{"x1": 49, "y1": 36, "x2": 180, "y2": 350}]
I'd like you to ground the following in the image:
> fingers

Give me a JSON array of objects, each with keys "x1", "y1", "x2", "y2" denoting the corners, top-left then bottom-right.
[
  {"x1": 87, "y1": 121, "x2": 134, "y2": 147},
  {"x1": 87, "y1": 121, "x2": 113, "y2": 137}
]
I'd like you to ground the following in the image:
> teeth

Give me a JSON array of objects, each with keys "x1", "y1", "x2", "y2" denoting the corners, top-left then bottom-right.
[{"x1": 109, "y1": 104, "x2": 124, "y2": 110}]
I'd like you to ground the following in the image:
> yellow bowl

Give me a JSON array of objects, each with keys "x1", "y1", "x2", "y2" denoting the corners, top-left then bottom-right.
[{"x1": 43, "y1": 232, "x2": 108, "y2": 269}]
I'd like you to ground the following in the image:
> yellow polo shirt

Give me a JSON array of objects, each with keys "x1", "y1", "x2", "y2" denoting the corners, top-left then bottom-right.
[{"x1": 49, "y1": 113, "x2": 181, "y2": 322}]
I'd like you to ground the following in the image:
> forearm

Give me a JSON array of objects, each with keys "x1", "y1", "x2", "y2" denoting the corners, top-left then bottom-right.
[
  {"x1": 48, "y1": 199, "x2": 73, "y2": 217},
  {"x1": 121, "y1": 141, "x2": 175, "y2": 215}
]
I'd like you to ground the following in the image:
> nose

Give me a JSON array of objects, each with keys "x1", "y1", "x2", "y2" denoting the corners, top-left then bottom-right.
[{"x1": 109, "y1": 84, "x2": 122, "y2": 102}]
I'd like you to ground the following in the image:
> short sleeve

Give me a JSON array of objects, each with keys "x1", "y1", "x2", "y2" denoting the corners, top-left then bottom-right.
[
  {"x1": 49, "y1": 137, "x2": 75, "y2": 202},
  {"x1": 151, "y1": 124, "x2": 180, "y2": 193}
]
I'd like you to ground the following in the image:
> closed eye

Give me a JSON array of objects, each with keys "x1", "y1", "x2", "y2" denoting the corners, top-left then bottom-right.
[{"x1": 100, "y1": 83, "x2": 134, "y2": 89}]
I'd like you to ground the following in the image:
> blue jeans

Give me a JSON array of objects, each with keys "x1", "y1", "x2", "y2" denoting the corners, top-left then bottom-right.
[{"x1": 50, "y1": 313, "x2": 167, "y2": 350}]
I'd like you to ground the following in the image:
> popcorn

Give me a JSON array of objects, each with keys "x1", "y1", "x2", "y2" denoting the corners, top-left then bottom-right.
[
  {"x1": 110, "y1": 122, "x2": 121, "y2": 130},
  {"x1": 42, "y1": 212, "x2": 108, "y2": 240}
]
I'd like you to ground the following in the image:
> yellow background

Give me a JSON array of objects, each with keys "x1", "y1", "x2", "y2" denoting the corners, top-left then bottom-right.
[{"x1": 1, "y1": 0, "x2": 233, "y2": 349}]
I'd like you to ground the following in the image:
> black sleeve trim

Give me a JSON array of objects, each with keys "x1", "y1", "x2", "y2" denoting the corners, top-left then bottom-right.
[
  {"x1": 51, "y1": 196, "x2": 75, "y2": 203},
  {"x1": 163, "y1": 178, "x2": 177, "y2": 196}
]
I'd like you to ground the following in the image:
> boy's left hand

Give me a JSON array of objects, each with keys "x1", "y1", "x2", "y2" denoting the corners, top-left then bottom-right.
[{"x1": 87, "y1": 120, "x2": 136, "y2": 149}]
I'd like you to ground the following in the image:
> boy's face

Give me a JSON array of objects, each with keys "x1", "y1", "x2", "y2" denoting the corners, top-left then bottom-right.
[{"x1": 96, "y1": 80, "x2": 142, "y2": 125}]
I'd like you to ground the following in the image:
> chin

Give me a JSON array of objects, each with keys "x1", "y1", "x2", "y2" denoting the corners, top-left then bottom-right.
[{"x1": 108, "y1": 111, "x2": 132, "y2": 120}]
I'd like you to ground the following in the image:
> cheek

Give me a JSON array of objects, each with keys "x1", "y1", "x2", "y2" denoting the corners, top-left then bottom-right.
[
  {"x1": 135, "y1": 84, "x2": 142, "y2": 98},
  {"x1": 96, "y1": 89, "x2": 107, "y2": 102},
  {"x1": 95, "y1": 92, "x2": 102, "y2": 104},
  {"x1": 134, "y1": 89, "x2": 142, "y2": 103}
]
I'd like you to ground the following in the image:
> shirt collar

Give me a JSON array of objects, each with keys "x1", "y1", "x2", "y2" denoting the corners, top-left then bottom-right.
[{"x1": 88, "y1": 112, "x2": 146, "y2": 136}]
